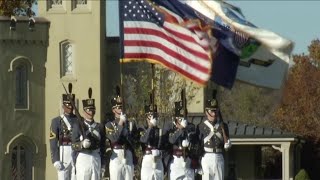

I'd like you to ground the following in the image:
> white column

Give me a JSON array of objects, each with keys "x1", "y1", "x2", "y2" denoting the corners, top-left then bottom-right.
[
  {"x1": 281, "y1": 142, "x2": 293, "y2": 180},
  {"x1": 272, "y1": 142, "x2": 293, "y2": 180}
]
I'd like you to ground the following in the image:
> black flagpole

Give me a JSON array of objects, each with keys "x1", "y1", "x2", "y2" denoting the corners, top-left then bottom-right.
[
  {"x1": 120, "y1": 58, "x2": 125, "y2": 112},
  {"x1": 151, "y1": 63, "x2": 155, "y2": 113},
  {"x1": 119, "y1": 0, "x2": 125, "y2": 112}
]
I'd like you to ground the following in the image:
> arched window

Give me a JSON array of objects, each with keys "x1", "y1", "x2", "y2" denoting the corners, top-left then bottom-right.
[
  {"x1": 15, "y1": 64, "x2": 28, "y2": 109},
  {"x1": 60, "y1": 40, "x2": 75, "y2": 78},
  {"x1": 5, "y1": 134, "x2": 38, "y2": 180},
  {"x1": 11, "y1": 144, "x2": 33, "y2": 180}
]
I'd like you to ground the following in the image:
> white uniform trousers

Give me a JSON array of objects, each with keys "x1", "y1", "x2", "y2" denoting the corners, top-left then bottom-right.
[
  {"x1": 75, "y1": 150, "x2": 101, "y2": 180},
  {"x1": 58, "y1": 146, "x2": 76, "y2": 180},
  {"x1": 141, "y1": 154, "x2": 164, "y2": 180},
  {"x1": 201, "y1": 153, "x2": 224, "y2": 180},
  {"x1": 169, "y1": 156, "x2": 194, "y2": 180},
  {"x1": 109, "y1": 149, "x2": 134, "y2": 180}
]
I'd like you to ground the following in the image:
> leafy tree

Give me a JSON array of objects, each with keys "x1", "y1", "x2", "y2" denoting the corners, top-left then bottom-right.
[
  {"x1": 274, "y1": 39, "x2": 320, "y2": 142},
  {"x1": 122, "y1": 63, "x2": 201, "y2": 180},
  {"x1": 216, "y1": 81, "x2": 281, "y2": 128},
  {"x1": 122, "y1": 62, "x2": 200, "y2": 125},
  {"x1": 273, "y1": 39, "x2": 320, "y2": 180},
  {"x1": 308, "y1": 39, "x2": 320, "y2": 66},
  {"x1": 0, "y1": 0, "x2": 36, "y2": 17}
]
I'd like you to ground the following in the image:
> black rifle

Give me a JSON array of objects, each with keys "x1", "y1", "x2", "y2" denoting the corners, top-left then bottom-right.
[
  {"x1": 211, "y1": 89, "x2": 228, "y2": 146},
  {"x1": 181, "y1": 89, "x2": 188, "y2": 161},
  {"x1": 218, "y1": 110, "x2": 229, "y2": 147}
]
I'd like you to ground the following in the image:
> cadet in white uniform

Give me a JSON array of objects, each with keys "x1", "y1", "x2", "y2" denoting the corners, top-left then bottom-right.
[
  {"x1": 198, "y1": 94, "x2": 231, "y2": 180},
  {"x1": 105, "y1": 87, "x2": 138, "y2": 180},
  {"x1": 49, "y1": 83, "x2": 77, "y2": 180},
  {"x1": 71, "y1": 88, "x2": 106, "y2": 180},
  {"x1": 139, "y1": 97, "x2": 164, "y2": 180},
  {"x1": 165, "y1": 94, "x2": 196, "y2": 180}
]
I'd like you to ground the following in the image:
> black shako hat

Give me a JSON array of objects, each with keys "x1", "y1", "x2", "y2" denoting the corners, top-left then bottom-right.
[
  {"x1": 205, "y1": 89, "x2": 218, "y2": 110},
  {"x1": 82, "y1": 87, "x2": 95, "y2": 110},
  {"x1": 111, "y1": 86, "x2": 122, "y2": 109},
  {"x1": 62, "y1": 83, "x2": 75, "y2": 105}
]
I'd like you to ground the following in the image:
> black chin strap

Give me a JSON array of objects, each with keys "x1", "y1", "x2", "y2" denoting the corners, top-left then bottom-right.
[
  {"x1": 206, "y1": 109, "x2": 213, "y2": 118},
  {"x1": 115, "y1": 111, "x2": 121, "y2": 116},
  {"x1": 84, "y1": 108, "x2": 95, "y2": 117},
  {"x1": 114, "y1": 110, "x2": 121, "y2": 118},
  {"x1": 84, "y1": 110, "x2": 91, "y2": 117}
]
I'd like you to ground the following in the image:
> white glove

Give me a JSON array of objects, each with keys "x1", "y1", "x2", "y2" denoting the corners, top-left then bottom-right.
[
  {"x1": 180, "y1": 119, "x2": 187, "y2": 128},
  {"x1": 182, "y1": 139, "x2": 189, "y2": 147},
  {"x1": 122, "y1": 158, "x2": 127, "y2": 164},
  {"x1": 196, "y1": 167, "x2": 203, "y2": 175},
  {"x1": 149, "y1": 116, "x2": 157, "y2": 126},
  {"x1": 120, "y1": 112, "x2": 126, "y2": 122},
  {"x1": 224, "y1": 139, "x2": 232, "y2": 150},
  {"x1": 151, "y1": 149, "x2": 160, "y2": 156},
  {"x1": 53, "y1": 161, "x2": 64, "y2": 171},
  {"x1": 82, "y1": 139, "x2": 91, "y2": 148},
  {"x1": 181, "y1": 161, "x2": 186, "y2": 168}
]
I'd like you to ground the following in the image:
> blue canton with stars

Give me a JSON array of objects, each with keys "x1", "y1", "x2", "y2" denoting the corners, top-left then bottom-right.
[{"x1": 121, "y1": 0, "x2": 165, "y2": 26}]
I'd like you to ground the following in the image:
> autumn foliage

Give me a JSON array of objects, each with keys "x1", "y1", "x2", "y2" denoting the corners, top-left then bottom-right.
[
  {"x1": 274, "y1": 39, "x2": 320, "y2": 143},
  {"x1": 0, "y1": 0, "x2": 35, "y2": 17}
]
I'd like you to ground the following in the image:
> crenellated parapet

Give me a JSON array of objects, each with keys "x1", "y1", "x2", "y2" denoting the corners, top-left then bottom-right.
[{"x1": 0, "y1": 16, "x2": 50, "y2": 46}]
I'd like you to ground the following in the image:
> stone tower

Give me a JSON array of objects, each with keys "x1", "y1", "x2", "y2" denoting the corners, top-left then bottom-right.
[{"x1": 0, "y1": 16, "x2": 49, "y2": 180}]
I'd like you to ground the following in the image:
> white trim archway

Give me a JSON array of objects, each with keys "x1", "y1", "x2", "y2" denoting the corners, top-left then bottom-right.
[
  {"x1": 8, "y1": 56, "x2": 34, "y2": 73},
  {"x1": 5, "y1": 133, "x2": 38, "y2": 155}
]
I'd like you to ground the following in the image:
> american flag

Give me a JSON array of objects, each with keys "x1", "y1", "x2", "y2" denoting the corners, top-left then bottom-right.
[{"x1": 119, "y1": 0, "x2": 212, "y2": 85}]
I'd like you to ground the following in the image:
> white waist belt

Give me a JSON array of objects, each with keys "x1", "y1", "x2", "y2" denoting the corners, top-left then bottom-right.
[{"x1": 113, "y1": 149, "x2": 125, "y2": 154}]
